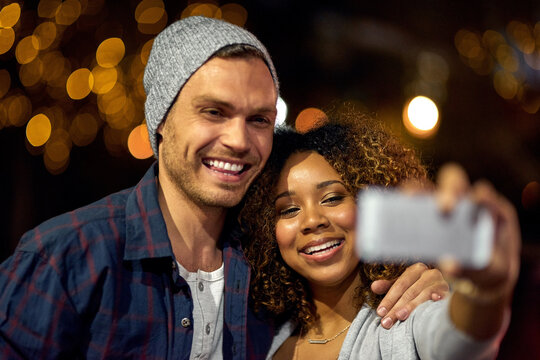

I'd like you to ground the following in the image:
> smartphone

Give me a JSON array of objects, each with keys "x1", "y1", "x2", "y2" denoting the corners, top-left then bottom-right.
[{"x1": 355, "y1": 187, "x2": 495, "y2": 269}]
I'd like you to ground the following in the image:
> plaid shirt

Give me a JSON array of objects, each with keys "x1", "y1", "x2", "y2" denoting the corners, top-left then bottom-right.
[{"x1": 0, "y1": 163, "x2": 273, "y2": 359}]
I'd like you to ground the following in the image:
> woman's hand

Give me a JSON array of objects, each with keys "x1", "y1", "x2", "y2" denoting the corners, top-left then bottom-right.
[
  {"x1": 436, "y1": 163, "x2": 521, "y2": 339},
  {"x1": 372, "y1": 263, "x2": 449, "y2": 329},
  {"x1": 436, "y1": 163, "x2": 521, "y2": 303}
]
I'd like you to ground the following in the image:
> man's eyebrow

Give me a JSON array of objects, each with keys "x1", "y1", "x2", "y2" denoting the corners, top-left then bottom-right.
[
  {"x1": 192, "y1": 95, "x2": 234, "y2": 109},
  {"x1": 192, "y1": 95, "x2": 277, "y2": 114}
]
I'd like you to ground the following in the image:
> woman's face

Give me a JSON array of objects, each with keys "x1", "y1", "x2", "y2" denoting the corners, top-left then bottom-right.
[{"x1": 274, "y1": 151, "x2": 360, "y2": 288}]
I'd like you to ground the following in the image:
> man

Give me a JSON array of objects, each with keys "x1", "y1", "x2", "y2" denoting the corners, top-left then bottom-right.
[{"x1": 0, "y1": 16, "x2": 446, "y2": 359}]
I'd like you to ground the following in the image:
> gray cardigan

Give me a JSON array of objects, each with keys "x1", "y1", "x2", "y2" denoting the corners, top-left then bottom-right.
[{"x1": 267, "y1": 298, "x2": 507, "y2": 359}]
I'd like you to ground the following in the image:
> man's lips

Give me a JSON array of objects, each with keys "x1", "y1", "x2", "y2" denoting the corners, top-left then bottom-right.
[{"x1": 202, "y1": 158, "x2": 251, "y2": 175}]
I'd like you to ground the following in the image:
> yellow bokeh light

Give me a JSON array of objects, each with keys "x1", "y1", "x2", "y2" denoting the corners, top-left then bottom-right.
[
  {"x1": 140, "y1": 39, "x2": 153, "y2": 65},
  {"x1": 493, "y1": 70, "x2": 518, "y2": 99},
  {"x1": 55, "y1": 0, "x2": 82, "y2": 26},
  {"x1": 0, "y1": 2, "x2": 21, "y2": 28},
  {"x1": 137, "y1": 12, "x2": 167, "y2": 34},
  {"x1": 70, "y1": 112, "x2": 99, "y2": 146},
  {"x1": 97, "y1": 82, "x2": 127, "y2": 117},
  {"x1": 19, "y1": 58, "x2": 44, "y2": 88},
  {"x1": 0, "y1": 27, "x2": 15, "y2": 55},
  {"x1": 38, "y1": 0, "x2": 62, "y2": 18},
  {"x1": 41, "y1": 51, "x2": 70, "y2": 83},
  {"x1": 482, "y1": 30, "x2": 506, "y2": 56},
  {"x1": 26, "y1": 113, "x2": 52, "y2": 147},
  {"x1": 507, "y1": 21, "x2": 535, "y2": 54},
  {"x1": 66, "y1": 68, "x2": 94, "y2": 100},
  {"x1": 7, "y1": 94, "x2": 32, "y2": 127},
  {"x1": 454, "y1": 30, "x2": 483, "y2": 59},
  {"x1": 128, "y1": 124, "x2": 153, "y2": 159},
  {"x1": 96, "y1": 37, "x2": 125, "y2": 68},
  {"x1": 44, "y1": 134, "x2": 70, "y2": 174},
  {"x1": 135, "y1": 0, "x2": 165, "y2": 23},
  {"x1": 403, "y1": 96, "x2": 439, "y2": 138},
  {"x1": 34, "y1": 22, "x2": 57, "y2": 50},
  {"x1": 220, "y1": 3, "x2": 247, "y2": 26},
  {"x1": 182, "y1": 3, "x2": 222, "y2": 19},
  {"x1": 495, "y1": 44, "x2": 519, "y2": 72},
  {"x1": 0, "y1": 69, "x2": 10, "y2": 98},
  {"x1": 15, "y1": 35, "x2": 40, "y2": 64},
  {"x1": 91, "y1": 65, "x2": 117, "y2": 94}
]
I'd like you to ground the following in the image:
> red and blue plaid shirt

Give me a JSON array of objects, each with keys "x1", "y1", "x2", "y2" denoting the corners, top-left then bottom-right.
[{"x1": 0, "y1": 163, "x2": 273, "y2": 359}]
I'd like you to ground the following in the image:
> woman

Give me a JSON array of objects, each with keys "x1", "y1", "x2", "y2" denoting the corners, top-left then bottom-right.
[{"x1": 240, "y1": 110, "x2": 519, "y2": 359}]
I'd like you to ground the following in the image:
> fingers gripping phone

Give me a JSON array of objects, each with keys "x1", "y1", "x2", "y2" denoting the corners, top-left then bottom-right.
[{"x1": 355, "y1": 188, "x2": 495, "y2": 269}]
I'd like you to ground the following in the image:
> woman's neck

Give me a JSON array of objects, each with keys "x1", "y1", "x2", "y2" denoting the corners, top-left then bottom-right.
[{"x1": 307, "y1": 270, "x2": 361, "y2": 337}]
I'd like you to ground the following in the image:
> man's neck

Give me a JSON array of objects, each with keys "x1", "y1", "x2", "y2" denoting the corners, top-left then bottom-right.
[{"x1": 157, "y1": 177, "x2": 226, "y2": 273}]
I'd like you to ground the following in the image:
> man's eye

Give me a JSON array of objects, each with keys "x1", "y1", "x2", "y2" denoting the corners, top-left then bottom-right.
[
  {"x1": 249, "y1": 116, "x2": 271, "y2": 126},
  {"x1": 203, "y1": 108, "x2": 222, "y2": 116}
]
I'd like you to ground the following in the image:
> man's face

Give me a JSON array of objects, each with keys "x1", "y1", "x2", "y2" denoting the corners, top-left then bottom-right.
[{"x1": 158, "y1": 56, "x2": 277, "y2": 209}]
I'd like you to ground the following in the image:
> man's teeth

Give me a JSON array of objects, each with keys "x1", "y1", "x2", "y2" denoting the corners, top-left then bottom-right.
[
  {"x1": 207, "y1": 160, "x2": 244, "y2": 172},
  {"x1": 304, "y1": 240, "x2": 342, "y2": 255}
]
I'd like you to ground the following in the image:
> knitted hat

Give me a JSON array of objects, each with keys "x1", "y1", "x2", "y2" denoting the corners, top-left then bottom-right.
[{"x1": 143, "y1": 16, "x2": 279, "y2": 158}]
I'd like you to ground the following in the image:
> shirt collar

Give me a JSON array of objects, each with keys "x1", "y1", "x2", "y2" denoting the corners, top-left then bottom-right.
[
  {"x1": 122, "y1": 163, "x2": 245, "y2": 261},
  {"x1": 123, "y1": 163, "x2": 173, "y2": 261}
]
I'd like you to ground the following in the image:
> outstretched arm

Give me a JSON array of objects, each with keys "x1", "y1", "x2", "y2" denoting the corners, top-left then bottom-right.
[{"x1": 436, "y1": 164, "x2": 520, "y2": 340}]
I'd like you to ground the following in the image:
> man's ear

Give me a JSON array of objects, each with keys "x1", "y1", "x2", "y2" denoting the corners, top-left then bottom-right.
[{"x1": 157, "y1": 121, "x2": 165, "y2": 135}]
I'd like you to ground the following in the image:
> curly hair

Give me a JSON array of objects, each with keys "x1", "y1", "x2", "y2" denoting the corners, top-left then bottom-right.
[{"x1": 239, "y1": 108, "x2": 429, "y2": 329}]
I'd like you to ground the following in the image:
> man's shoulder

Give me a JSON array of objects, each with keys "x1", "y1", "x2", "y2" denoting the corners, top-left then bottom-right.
[{"x1": 17, "y1": 186, "x2": 135, "y2": 259}]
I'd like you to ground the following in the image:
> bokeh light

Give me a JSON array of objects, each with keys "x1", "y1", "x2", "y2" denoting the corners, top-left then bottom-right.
[
  {"x1": 96, "y1": 38, "x2": 125, "y2": 68},
  {"x1": 295, "y1": 107, "x2": 328, "y2": 133},
  {"x1": 7, "y1": 94, "x2": 32, "y2": 127},
  {"x1": 66, "y1": 68, "x2": 94, "y2": 100},
  {"x1": 220, "y1": 3, "x2": 248, "y2": 26},
  {"x1": 0, "y1": 3, "x2": 21, "y2": 28},
  {"x1": 135, "y1": 0, "x2": 167, "y2": 34},
  {"x1": 403, "y1": 96, "x2": 439, "y2": 138},
  {"x1": 70, "y1": 112, "x2": 99, "y2": 146},
  {"x1": 0, "y1": 27, "x2": 15, "y2": 55},
  {"x1": 38, "y1": 0, "x2": 62, "y2": 18},
  {"x1": 33, "y1": 22, "x2": 57, "y2": 50},
  {"x1": 0, "y1": 69, "x2": 10, "y2": 98},
  {"x1": 128, "y1": 124, "x2": 153, "y2": 159},
  {"x1": 275, "y1": 96, "x2": 288, "y2": 128},
  {"x1": 91, "y1": 66, "x2": 118, "y2": 94},
  {"x1": 19, "y1": 58, "x2": 44, "y2": 88},
  {"x1": 26, "y1": 114, "x2": 52, "y2": 147},
  {"x1": 15, "y1": 36, "x2": 40, "y2": 65},
  {"x1": 182, "y1": 3, "x2": 222, "y2": 19},
  {"x1": 522, "y1": 181, "x2": 540, "y2": 210},
  {"x1": 55, "y1": 0, "x2": 81, "y2": 25}
]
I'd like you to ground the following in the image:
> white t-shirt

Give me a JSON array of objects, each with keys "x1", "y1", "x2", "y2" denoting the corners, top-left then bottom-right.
[{"x1": 177, "y1": 262, "x2": 225, "y2": 360}]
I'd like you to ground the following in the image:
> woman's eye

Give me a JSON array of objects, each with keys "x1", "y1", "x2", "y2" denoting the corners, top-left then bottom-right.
[
  {"x1": 277, "y1": 207, "x2": 300, "y2": 218},
  {"x1": 322, "y1": 194, "x2": 345, "y2": 205}
]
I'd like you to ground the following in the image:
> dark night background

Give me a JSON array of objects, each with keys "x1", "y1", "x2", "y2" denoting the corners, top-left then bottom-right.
[{"x1": 1, "y1": 0, "x2": 539, "y2": 357}]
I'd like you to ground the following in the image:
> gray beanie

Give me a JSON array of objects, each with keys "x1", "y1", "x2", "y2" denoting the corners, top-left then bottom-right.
[{"x1": 143, "y1": 16, "x2": 279, "y2": 158}]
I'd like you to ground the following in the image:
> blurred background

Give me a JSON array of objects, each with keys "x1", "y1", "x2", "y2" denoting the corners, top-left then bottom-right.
[{"x1": 0, "y1": 0, "x2": 538, "y2": 357}]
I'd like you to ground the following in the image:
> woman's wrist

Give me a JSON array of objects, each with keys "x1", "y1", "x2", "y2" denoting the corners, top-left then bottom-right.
[{"x1": 451, "y1": 279, "x2": 511, "y2": 304}]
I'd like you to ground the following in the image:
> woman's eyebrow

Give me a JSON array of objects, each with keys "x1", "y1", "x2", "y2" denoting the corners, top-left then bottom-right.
[
  {"x1": 317, "y1": 180, "x2": 345, "y2": 189},
  {"x1": 274, "y1": 190, "x2": 294, "y2": 203}
]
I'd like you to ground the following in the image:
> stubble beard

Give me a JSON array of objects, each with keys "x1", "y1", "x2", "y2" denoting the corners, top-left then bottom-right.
[{"x1": 160, "y1": 134, "x2": 250, "y2": 209}]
